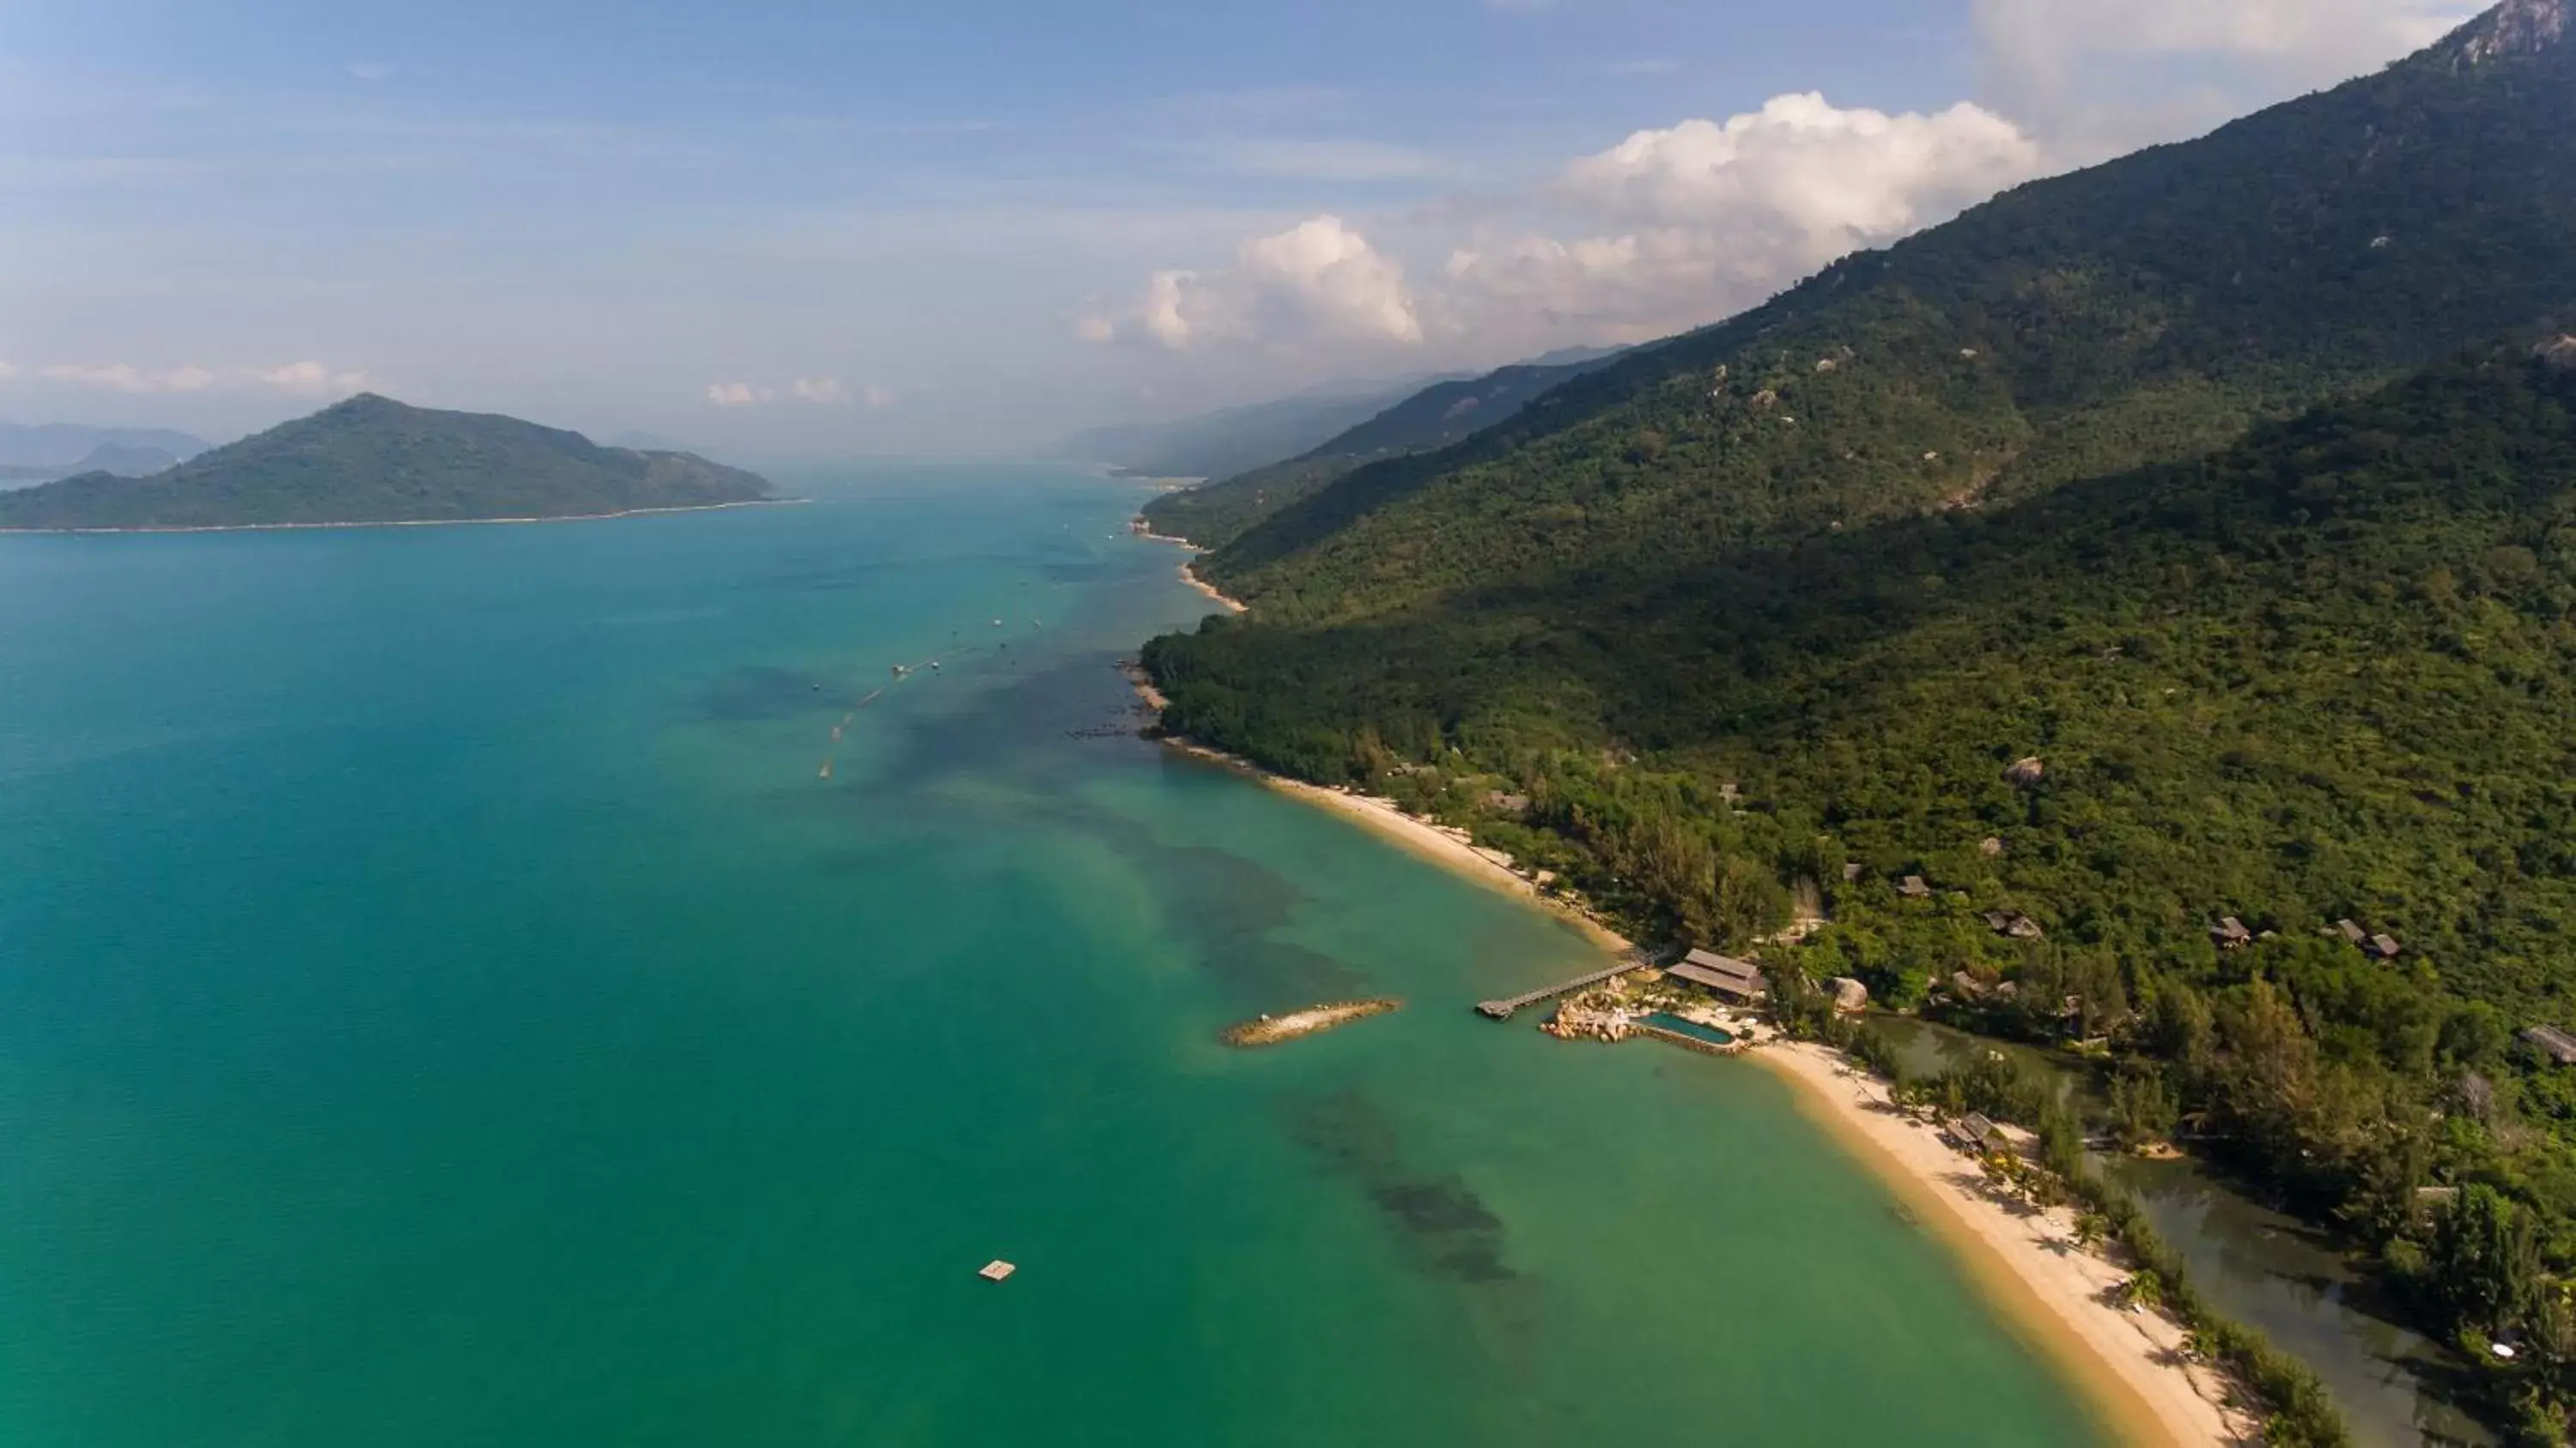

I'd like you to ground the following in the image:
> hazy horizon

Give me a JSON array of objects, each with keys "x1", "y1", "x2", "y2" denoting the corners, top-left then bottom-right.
[{"x1": 4, "y1": 0, "x2": 2483, "y2": 455}]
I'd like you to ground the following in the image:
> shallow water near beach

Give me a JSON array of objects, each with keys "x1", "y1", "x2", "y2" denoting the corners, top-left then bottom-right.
[{"x1": 0, "y1": 463, "x2": 2113, "y2": 1446}]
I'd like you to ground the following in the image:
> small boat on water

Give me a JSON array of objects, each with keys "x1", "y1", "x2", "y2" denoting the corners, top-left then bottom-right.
[
  {"x1": 818, "y1": 759, "x2": 835, "y2": 780},
  {"x1": 890, "y1": 663, "x2": 910, "y2": 678},
  {"x1": 978, "y1": 1260, "x2": 1016, "y2": 1282}
]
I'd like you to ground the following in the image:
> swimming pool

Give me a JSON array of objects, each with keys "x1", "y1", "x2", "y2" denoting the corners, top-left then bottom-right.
[{"x1": 1642, "y1": 1013, "x2": 1737, "y2": 1046}]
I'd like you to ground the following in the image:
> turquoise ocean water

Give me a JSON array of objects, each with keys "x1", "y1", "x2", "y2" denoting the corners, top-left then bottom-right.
[{"x1": 0, "y1": 465, "x2": 2111, "y2": 1446}]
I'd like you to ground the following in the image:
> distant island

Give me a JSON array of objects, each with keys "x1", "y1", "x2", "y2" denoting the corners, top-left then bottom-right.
[{"x1": 0, "y1": 393, "x2": 772, "y2": 532}]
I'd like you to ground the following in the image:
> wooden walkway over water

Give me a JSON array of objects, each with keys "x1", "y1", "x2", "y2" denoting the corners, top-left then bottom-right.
[{"x1": 1475, "y1": 958, "x2": 1643, "y2": 1020}]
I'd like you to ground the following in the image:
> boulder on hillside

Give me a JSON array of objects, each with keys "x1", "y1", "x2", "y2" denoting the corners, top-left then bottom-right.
[{"x1": 2537, "y1": 335, "x2": 2576, "y2": 370}]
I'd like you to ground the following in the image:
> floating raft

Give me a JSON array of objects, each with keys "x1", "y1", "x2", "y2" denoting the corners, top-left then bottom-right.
[{"x1": 978, "y1": 1260, "x2": 1016, "y2": 1282}]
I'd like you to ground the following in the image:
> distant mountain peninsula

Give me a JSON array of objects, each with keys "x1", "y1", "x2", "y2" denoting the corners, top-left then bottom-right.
[
  {"x1": 0, "y1": 394, "x2": 772, "y2": 531},
  {"x1": 0, "y1": 420, "x2": 208, "y2": 471}
]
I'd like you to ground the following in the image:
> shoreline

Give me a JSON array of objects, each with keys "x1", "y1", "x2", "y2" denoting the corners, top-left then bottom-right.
[
  {"x1": 1152, "y1": 733, "x2": 1633, "y2": 954},
  {"x1": 0, "y1": 497, "x2": 802, "y2": 537},
  {"x1": 1121, "y1": 544, "x2": 2235, "y2": 1443},
  {"x1": 1156, "y1": 702, "x2": 2241, "y2": 1444},
  {"x1": 1131, "y1": 522, "x2": 1249, "y2": 614},
  {"x1": 1755, "y1": 1041, "x2": 2254, "y2": 1447}
]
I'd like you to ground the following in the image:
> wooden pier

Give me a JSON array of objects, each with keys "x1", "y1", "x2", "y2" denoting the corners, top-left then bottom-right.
[{"x1": 1475, "y1": 959, "x2": 1643, "y2": 1020}]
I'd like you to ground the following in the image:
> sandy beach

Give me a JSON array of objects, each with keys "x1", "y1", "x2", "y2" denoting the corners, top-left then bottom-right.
[
  {"x1": 1759, "y1": 1042, "x2": 2255, "y2": 1447},
  {"x1": 1159, "y1": 738, "x2": 1634, "y2": 953},
  {"x1": 1180, "y1": 562, "x2": 1245, "y2": 613},
  {"x1": 1122, "y1": 548, "x2": 1622, "y2": 949},
  {"x1": 1130, "y1": 522, "x2": 1249, "y2": 614}
]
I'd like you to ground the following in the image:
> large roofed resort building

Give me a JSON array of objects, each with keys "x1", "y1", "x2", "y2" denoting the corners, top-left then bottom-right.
[{"x1": 1668, "y1": 949, "x2": 1766, "y2": 1003}]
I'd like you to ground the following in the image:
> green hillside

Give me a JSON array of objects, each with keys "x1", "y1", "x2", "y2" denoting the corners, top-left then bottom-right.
[
  {"x1": 1141, "y1": 3, "x2": 2576, "y2": 1431},
  {"x1": 1155, "y1": 344, "x2": 2576, "y2": 986},
  {"x1": 0, "y1": 394, "x2": 770, "y2": 530},
  {"x1": 1141, "y1": 349, "x2": 1624, "y2": 550},
  {"x1": 1198, "y1": 0, "x2": 2576, "y2": 621},
  {"x1": 1154, "y1": 341, "x2": 2576, "y2": 1429}
]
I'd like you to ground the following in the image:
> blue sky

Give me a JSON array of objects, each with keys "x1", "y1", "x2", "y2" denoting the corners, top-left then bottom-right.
[{"x1": 0, "y1": 0, "x2": 2480, "y2": 453}]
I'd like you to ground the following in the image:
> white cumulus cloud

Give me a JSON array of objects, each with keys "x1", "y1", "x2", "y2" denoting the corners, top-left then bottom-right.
[
  {"x1": 39, "y1": 362, "x2": 216, "y2": 393},
  {"x1": 704, "y1": 381, "x2": 772, "y2": 406},
  {"x1": 1443, "y1": 94, "x2": 2043, "y2": 343},
  {"x1": 1078, "y1": 1, "x2": 2470, "y2": 373},
  {"x1": 28, "y1": 361, "x2": 363, "y2": 396},
  {"x1": 255, "y1": 361, "x2": 371, "y2": 395},
  {"x1": 789, "y1": 377, "x2": 848, "y2": 404},
  {"x1": 1554, "y1": 95, "x2": 2039, "y2": 239},
  {"x1": 1973, "y1": 0, "x2": 2480, "y2": 156},
  {"x1": 1088, "y1": 96, "x2": 2039, "y2": 357},
  {"x1": 1084, "y1": 215, "x2": 1421, "y2": 352}
]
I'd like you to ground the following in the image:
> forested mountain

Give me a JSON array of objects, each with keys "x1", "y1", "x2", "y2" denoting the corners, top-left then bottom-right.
[
  {"x1": 68, "y1": 442, "x2": 185, "y2": 477},
  {"x1": 1142, "y1": 347, "x2": 1625, "y2": 549},
  {"x1": 0, "y1": 443, "x2": 185, "y2": 486},
  {"x1": 1143, "y1": 3, "x2": 2576, "y2": 1433},
  {"x1": 1060, "y1": 375, "x2": 1449, "y2": 481},
  {"x1": 0, "y1": 421, "x2": 207, "y2": 470},
  {"x1": 1194, "y1": 0, "x2": 2576, "y2": 621},
  {"x1": 0, "y1": 394, "x2": 769, "y2": 529}
]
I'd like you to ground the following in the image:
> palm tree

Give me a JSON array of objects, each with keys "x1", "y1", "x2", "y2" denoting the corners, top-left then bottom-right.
[
  {"x1": 2117, "y1": 1270, "x2": 2165, "y2": 1313},
  {"x1": 2072, "y1": 1212, "x2": 2109, "y2": 1250}
]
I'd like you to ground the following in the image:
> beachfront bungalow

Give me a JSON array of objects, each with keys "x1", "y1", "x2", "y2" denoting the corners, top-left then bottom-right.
[
  {"x1": 1898, "y1": 875, "x2": 1933, "y2": 899},
  {"x1": 1669, "y1": 948, "x2": 1766, "y2": 1003},
  {"x1": 2336, "y1": 919, "x2": 2368, "y2": 946},
  {"x1": 2209, "y1": 916, "x2": 2255, "y2": 950},
  {"x1": 2370, "y1": 934, "x2": 2403, "y2": 960},
  {"x1": 2524, "y1": 1025, "x2": 2576, "y2": 1066}
]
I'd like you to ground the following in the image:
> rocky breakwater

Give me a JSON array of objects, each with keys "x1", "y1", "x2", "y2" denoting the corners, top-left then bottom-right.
[{"x1": 1220, "y1": 998, "x2": 1403, "y2": 1047}]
